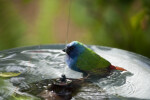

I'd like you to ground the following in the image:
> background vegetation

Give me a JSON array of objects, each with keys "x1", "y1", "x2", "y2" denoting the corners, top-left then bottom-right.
[{"x1": 0, "y1": 0, "x2": 150, "y2": 58}]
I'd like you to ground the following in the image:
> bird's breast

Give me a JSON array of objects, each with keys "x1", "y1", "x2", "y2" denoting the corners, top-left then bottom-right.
[
  {"x1": 66, "y1": 56, "x2": 76, "y2": 67},
  {"x1": 66, "y1": 56, "x2": 81, "y2": 72}
]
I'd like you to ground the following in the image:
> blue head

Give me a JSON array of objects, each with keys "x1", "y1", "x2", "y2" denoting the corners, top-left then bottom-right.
[
  {"x1": 63, "y1": 41, "x2": 85, "y2": 72},
  {"x1": 63, "y1": 41, "x2": 85, "y2": 58}
]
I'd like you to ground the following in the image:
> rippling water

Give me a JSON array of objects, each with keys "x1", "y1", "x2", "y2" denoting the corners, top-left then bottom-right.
[{"x1": 0, "y1": 45, "x2": 150, "y2": 100}]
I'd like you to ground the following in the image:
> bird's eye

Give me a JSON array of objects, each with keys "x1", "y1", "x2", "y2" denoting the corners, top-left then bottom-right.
[
  {"x1": 65, "y1": 46, "x2": 75, "y2": 54},
  {"x1": 68, "y1": 46, "x2": 74, "y2": 51}
]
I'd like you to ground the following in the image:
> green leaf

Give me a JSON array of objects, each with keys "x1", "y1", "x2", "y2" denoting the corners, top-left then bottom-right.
[
  {"x1": 0, "y1": 72, "x2": 21, "y2": 78},
  {"x1": 11, "y1": 93, "x2": 40, "y2": 100}
]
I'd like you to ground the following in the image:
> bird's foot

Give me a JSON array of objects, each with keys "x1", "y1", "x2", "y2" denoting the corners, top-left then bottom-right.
[{"x1": 78, "y1": 74, "x2": 90, "y2": 81}]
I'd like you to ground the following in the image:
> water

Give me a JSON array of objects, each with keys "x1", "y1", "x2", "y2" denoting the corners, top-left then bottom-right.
[
  {"x1": 0, "y1": 45, "x2": 150, "y2": 100},
  {"x1": 91, "y1": 46, "x2": 150, "y2": 99}
]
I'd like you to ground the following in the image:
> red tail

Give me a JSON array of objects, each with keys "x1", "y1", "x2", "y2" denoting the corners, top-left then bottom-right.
[{"x1": 110, "y1": 65, "x2": 127, "y2": 71}]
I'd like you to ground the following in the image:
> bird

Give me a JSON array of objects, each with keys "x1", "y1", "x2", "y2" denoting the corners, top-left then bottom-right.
[{"x1": 63, "y1": 41, "x2": 126, "y2": 77}]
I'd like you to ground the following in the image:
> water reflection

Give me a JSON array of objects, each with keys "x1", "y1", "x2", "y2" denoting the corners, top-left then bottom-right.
[{"x1": 93, "y1": 71, "x2": 133, "y2": 86}]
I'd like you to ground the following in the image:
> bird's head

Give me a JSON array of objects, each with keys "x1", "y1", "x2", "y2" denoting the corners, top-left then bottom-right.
[{"x1": 63, "y1": 41, "x2": 85, "y2": 58}]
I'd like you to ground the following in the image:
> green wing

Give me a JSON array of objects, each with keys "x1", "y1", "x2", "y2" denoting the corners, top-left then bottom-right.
[{"x1": 77, "y1": 47, "x2": 110, "y2": 75}]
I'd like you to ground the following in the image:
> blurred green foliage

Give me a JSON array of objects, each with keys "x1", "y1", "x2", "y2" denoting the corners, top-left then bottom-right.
[
  {"x1": 0, "y1": 0, "x2": 25, "y2": 49},
  {"x1": 0, "y1": 0, "x2": 150, "y2": 58},
  {"x1": 72, "y1": 0, "x2": 150, "y2": 58}
]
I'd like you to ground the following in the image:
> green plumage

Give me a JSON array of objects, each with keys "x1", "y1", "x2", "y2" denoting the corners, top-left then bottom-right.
[{"x1": 76, "y1": 46, "x2": 111, "y2": 75}]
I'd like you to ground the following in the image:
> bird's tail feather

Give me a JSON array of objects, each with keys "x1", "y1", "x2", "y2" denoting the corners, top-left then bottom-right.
[{"x1": 110, "y1": 65, "x2": 127, "y2": 71}]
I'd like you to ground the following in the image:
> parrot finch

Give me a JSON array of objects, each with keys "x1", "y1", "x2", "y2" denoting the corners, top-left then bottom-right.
[{"x1": 63, "y1": 41, "x2": 126, "y2": 77}]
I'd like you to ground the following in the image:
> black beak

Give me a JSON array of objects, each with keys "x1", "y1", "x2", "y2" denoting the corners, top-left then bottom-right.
[{"x1": 62, "y1": 48, "x2": 67, "y2": 52}]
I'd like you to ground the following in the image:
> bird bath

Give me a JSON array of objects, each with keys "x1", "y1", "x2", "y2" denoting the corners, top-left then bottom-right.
[{"x1": 0, "y1": 44, "x2": 150, "y2": 100}]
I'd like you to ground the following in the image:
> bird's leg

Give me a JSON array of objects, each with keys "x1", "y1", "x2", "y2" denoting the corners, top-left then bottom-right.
[
  {"x1": 84, "y1": 73, "x2": 90, "y2": 79},
  {"x1": 78, "y1": 73, "x2": 90, "y2": 81}
]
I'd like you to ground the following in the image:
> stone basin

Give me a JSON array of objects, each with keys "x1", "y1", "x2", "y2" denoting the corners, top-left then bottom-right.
[{"x1": 0, "y1": 44, "x2": 150, "y2": 100}]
